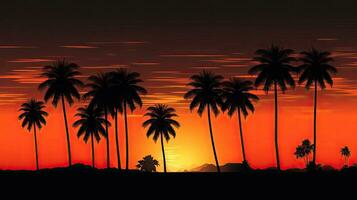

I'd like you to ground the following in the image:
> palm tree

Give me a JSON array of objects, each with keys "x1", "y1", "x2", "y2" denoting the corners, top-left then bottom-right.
[
  {"x1": 136, "y1": 155, "x2": 160, "y2": 172},
  {"x1": 298, "y1": 48, "x2": 337, "y2": 167},
  {"x1": 248, "y1": 45, "x2": 296, "y2": 170},
  {"x1": 83, "y1": 73, "x2": 114, "y2": 169},
  {"x1": 221, "y1": 78, "x2": 259, "y2": 167},
  {"x1": 294, "y1": 139, "x2": 314, "y2": 167},
  {"x1": 18, "y1": 99, "x2": 48, "y2": 170},
  {"x1": 143, "y1": 104, "x2": 180, "y2": 173},
  {"x1": 184, "y1": 71, "x2": 224, "y2": 172},
  {"x1": 341, "y1": 146, "x2": 351, "y2": 167},
  {"x1": 73, "y1": 106, "x2": 110, "y2": 168},
  {"x1": 38, "y1": 60, "x2": 83, "y2": 167},
  {"x1": 110, "y1": 68, "x2": 147, "y2": 170}
]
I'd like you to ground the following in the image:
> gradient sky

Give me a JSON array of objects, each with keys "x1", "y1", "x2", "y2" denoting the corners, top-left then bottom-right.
[{"x1": 1, "y1": 0, "x2": 357, "y2": 171}]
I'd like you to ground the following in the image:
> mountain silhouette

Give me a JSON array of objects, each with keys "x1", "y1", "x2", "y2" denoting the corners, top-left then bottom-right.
[{"x1": 191, "y1": 163, "x2": 247, "y2": 172}]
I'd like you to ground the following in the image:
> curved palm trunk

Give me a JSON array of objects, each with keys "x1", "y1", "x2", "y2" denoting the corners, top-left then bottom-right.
[
  {"x1": 33, "y1": 126, "x2": 39, "y2": 171},
  {"x1": 312, "y1": 80, "x2": 317, "y2": 166},
  {"x1": 114, "y1": 108, "x2": 121, "y2": 170},
  {"x1": 274, "y1": 82, "x2": 281, "y2": 170},
  {"x1": 207, "y1": 106, "x2": 220, "y2": 173},
  {"x1": 61, "y1": 95, "x2": 72, "y2": 167},
  {"x1": 237, "y1": 108, "x2": 247, "y2": 164},
  {"x1": 160, "y1": 132, "x2": 167, "y2": 173},
  {"x1": 124, "y1": 101, "x2": 129, "y2": 170},
  {"x1": 91, "y1": 133, "x2": 95, "y2": 168},
  {"x1": 104, "y1": 108, "x2": 110, "y2": 169}
]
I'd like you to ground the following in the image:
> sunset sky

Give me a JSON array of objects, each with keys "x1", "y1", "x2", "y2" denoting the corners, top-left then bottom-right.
[{"x1": 1, "y1": 0, "x2": 357, "y2": 171}]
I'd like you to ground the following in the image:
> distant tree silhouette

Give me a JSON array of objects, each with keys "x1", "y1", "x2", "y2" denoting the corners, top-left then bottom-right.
[
  {"x1": 83, "y1": 73, "x2": 114, "y2": 169},
  {"x1": 298, "y1": 48, "x2": 337, "y2": 167},
  {"x1": 294, "y1": 139, "x2": 314, "y2": 167},
  {"x1": 38, "y1": 60, "x2": 83, "y2": 167},
  {"x1": 341, "y1": 146, "x2": 351, "y2": 167},
  {"x1": 249, "y1": 45, "x2": 296, "y2": 170},
  {"x1": 221, "y1": 78, "x2": 259, "y2": 167},
  {"x1": 184, "y1": 71, "x2": 224, "y2": 172},
  {"x1": 143, "y1": 104, "x2": 180, "y2": 173},
  {"x1": 110, "y1": 69, "x2": 147, "y2": 170},
  {"x1": 136, "y1": 155, "x2": 159, "y2": 172},
  {"x1": 73, "y1": 106, "x2": 110, "y2": 168},
  {"x1": 19, "y1": 99, "x2": 48, "y2": 170}
]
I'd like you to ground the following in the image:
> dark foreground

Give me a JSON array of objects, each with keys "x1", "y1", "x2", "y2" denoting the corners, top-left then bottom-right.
[{"x1": 1, "y1": 164, "x2": 356, "y2": 196}]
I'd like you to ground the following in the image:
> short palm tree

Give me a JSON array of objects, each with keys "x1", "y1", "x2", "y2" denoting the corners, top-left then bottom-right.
[
  {"x1": 221, "y1": 78, "x2": 259, "y2": 167},
  {"x1": 184, "y1": 71, "x2": 224, "y2": 172},
  {"x1": 18, "y1": 99, "x2": 48, "y2": 171},
  {"x1": 110, "y1": 68, "x2": 147, "y2": 170},
  {"x1": 298, "y1": 48, "x2": 337, "y2": 167},
  {"x1": 83, "y1": 73, "x2": 114, "y2": 169},
  {"x1": 143, "y1": 104, "x2": 180, "y2": 173},
  {"x1": 294, "y1": 139, "x2": 314, "y2": 167},
  {"x1": 248, "y1": 45, "x2": 296, "y2": 170},
  {"x1": 341, "y1": 146, "x2": 351, "y2": 167},
  {"x1": 73, "y1": 106, "x2": 110, "y2": 168},
  {"x1": 136, "y1": 155, "x2": 160, "y2": 172},
  {"x1": 38, "y1": 60, "x2": 83, "y2": 167}
]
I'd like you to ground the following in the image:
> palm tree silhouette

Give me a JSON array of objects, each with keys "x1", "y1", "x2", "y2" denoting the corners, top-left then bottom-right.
[
  {"x1": 298, "y1": 48, "x2": 337, "y2": 167},
  {"x1": 143, "y1": 104, "x2": 180, "y2": 173},
  {"x1": 341, "y1": 146, "x2": 351, "y2": 167},
  {"x1": 136, "y1": 155, "x2": 160, "y2": 172},
  {"x1": 110, "y1": 68, "x2": 147, "y2": 170},
  {"x1": 83, "y1": 73, "x2": 114, "y2": 169},
  {"x1": 294, "y1": 139, "x2": 314, "y2": 167},
  {"x1": 18, "y1": 99, "x2": 48, "y2": 170},
  {"x1": 248, "y1": 45, "x2": 296, "y2": 170},
  {"x1": 221, "y1": 78, "x2": 259, "y2": 167},
  {"x1": 184, "y1": 71, "x2": 224, "y2": 172},
  {"x1": 38, "y1": 60, "x2": 83, "y2": 167},
  {"x1": 73, "y1": 106, "x2": 110, "y2": 168}
]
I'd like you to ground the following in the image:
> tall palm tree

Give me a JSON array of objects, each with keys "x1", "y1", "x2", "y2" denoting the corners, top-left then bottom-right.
[
  {"x1": 142, "y1": 104, "x2": 180, "y2": 173},
  {"x1": 110, "y1": 68, "x2": 147, "y2": 170},
  {"x1": 221, "y1": 78, "x2": 259, "y2": 167},
  {"x1": 73, "y1": 106, "x2": 110, "y2": 168},
  {"x1": 341, "y1": 146, "x2": 351, "y2": 167},
  {"x1": 248, "y1": 45, "x2": 296, "y2": 170},
  {"x1": 184, "y1": 71, "x2": 224, "y2": 172},
  {"x1": 18, "y1": 99, "x2": 48, "y2": 171},
  {"x1": 298, "y1": 48, "x2": 337, "y2": 167},
  {"x1": 38, "y1": 60, "x2": 83, "y2": 167},
  {"x1": 83, "y1": 73, "x2": 114, "y2": 169}
]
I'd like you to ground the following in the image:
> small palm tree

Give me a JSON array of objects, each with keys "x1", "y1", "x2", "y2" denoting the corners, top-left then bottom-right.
[
  {"x1": 19, "y1": 99, "x2": 48, "y2": 171},
  {"x1": 136, "y1": 155, "x2": 160, "y2": 172},
  {"x1": 73, "y1": 106, "x2": 110, "y2": 168},
  {"x1": 294, "y1": 139, "x2": 314, "y2": 167},
  {"x1": 110, "y1": 68, "x2": 147, "y2": 170},
  {"x1": 83, "y1": 73, "x2": 114, "y2": 169},
  {"x1": 184, "y1": 71, "x2": 224, "y2": 172},
  {"x1": 298, "y1": 48, "x2": 337, "y2": 167},
  {"x1": 248, "y1": 45, "x2": 296, "y2": 170},
  {"x1": 38, "y1": 60, "x2": 83, "y2": 167},
  {"x1": 341, "y1": 146, "x2": 351, "y2": 167},
  {"x1": 143, "y1": 104, "x2": 180, "y2": 173},
  {"x1": 221, "y1": 78, "x2": 259, "y2": 167}
]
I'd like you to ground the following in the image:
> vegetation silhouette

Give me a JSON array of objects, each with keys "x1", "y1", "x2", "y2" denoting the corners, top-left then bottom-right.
[
  {"x1": 294, "y1": 139, "x2": 314, "y2": 167},
  {"x1": 38, "y1": 60, "x2": 83, "y2": 167},
  {"x1": 143, "y1": 104, "x2": 180, "y2": 173},
  {"x1": 136, "y1": 155, "x2": 160, "y2": 172},
  {"x1": 298, "y1": 48, "x2": 337, "y2": 168},
  {"x1": 83, "y1": 73, "x2": 114, "y2": 169},
  {"x1": 184, "y1": 71, "x2": 224, "y2": 172},
  {"x1": 221, "y1": 78, "x2": 259, "y2": 168},
  {"x1": 341, "y1": 146, "x2": 351, "y2": 167},
  {"x1": 249, "y1": 45, "x2": 296, "y2": 170},
  {"x1": 73, "y1": 106, "x2": 110, "y2": 168},
  {"x1": 18, "y1": 99, "x2": 48, "y2": 170},
  {"x1": 110, "y1": 69, "x2": 147, "y2": 170}
]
